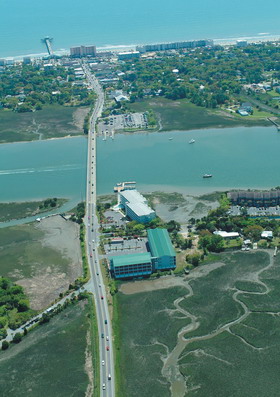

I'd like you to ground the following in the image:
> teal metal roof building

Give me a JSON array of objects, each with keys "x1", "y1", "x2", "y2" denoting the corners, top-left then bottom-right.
[
  {"x1": 109, "y1": 252, "x2": 152, "y2": 279},
  {"x1": 109, "y1": 228, "x2": 176, "y2": 279},
  {"x1": 147, "y1": 228, "x2": 176, "y2": 271}
]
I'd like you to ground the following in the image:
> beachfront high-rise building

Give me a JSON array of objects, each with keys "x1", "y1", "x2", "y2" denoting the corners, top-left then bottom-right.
[
  {"x1": 23, "y1": 57, "x2": 31, "y2": 65},
  {"x1": 70, "y1": 45, "x2": 96, "y2": 57},
  {"x1": 236, "y1": 40, "x2": 248, "y2": 48},
  {"x1": 118, "y1": 51, "x2": 140, "y2": 60},
  {"x1": 136, "y1": 39, "x2": 214, "y2": 53}
]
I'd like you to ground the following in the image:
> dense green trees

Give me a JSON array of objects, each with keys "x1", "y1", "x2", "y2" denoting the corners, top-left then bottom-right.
[
  {"x1": 199, "y1": 234, "x2": 224, "y2": 252},
  {"x1": 119, "y1": 43, "x2": 280, "y2": 109},
  {"x1": 0, "y1": 64, "x2": 94, "y2": 112},
  {"x1": 0, "y1": 277, "x2": 33, "y2": 336},
  {"x1": 39, "y1": 197, "x2": 58, "y2": 210},
  {"x1": 70, "y1": 202, "x2": 86, "y2": 224},
  {"x1": 243, "y1": 225, "x2": 263, "y2": 241}
]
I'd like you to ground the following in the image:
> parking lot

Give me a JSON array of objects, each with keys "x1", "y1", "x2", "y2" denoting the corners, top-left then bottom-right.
[
  {"x1": 102, "y1": 210, "x2": 126, "y2": 228},
  {"x1": 98, "y1": 112, "x2": 148, "y2": 135},
  {"x1": 104, "y1": 237, "x2": 149, "y2": 257},
  {"x1": 229, "y1": 205, "x2": 280, "y2": 217}
]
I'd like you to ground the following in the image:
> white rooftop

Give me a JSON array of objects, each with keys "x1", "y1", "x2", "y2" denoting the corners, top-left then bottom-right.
[
  {"x1": 120, "y1": 189, "x2": 155, "y2": 217},
  {"x1": 126, "y1": 202, "x2": 155, "y2": 217},
  {"x1": 118, "y1": 51, "x2": 140, "y2": 55},
  {"x1": 214, "y1": 231, "x2": 240, "y2": 238},
  {"x1": 120, "y1": 189, "x2": 146, "y2": 204},
  {"x1": 261, "y1": 231, "x2": 273, "y2": 238},
  {"x1": 115, "y1": 94, "x2": 129, "y2": 102}
]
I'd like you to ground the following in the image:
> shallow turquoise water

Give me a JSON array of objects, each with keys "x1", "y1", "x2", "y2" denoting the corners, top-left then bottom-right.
[{"x1": 0, "y1": 126, "x2": 280, "y2": 204}]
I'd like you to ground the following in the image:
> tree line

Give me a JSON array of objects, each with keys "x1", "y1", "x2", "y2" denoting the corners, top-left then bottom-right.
[{"x1": 117, "y1": 42, "x2": 280, "y2": 109}]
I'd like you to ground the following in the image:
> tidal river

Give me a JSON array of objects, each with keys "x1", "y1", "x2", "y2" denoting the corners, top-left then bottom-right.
[{"x1": 1, "y1": 126, "x2": 280, "y2": 207}]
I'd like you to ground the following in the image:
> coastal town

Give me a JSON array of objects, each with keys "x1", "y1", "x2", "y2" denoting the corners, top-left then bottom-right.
[{"x1": 1, "y1": 29, "x2": 280, "y2": 397}]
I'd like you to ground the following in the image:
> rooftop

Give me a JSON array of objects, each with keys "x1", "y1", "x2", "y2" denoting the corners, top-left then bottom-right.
[
  {"x1": 118, "y1": 51, "x2": 140, "y2": 56},
  {"x1": 214, "y1": 231, "x2": 240, "y2": 238},
  {"x1": 109, "y1": 252, "x2": 152, "y2": 267},
  {"x1": 120, "y1": 189, "x2": 146, "y2": 203},
  {"x1": 261, "y1": 231, "x2": 273, "y2": 238},
  {"x1": 147, "y1": 228, "x2": 176, "y2": 258},
  {"x1": 126, "y1": 202, "x2": 155, "y2": 217}
]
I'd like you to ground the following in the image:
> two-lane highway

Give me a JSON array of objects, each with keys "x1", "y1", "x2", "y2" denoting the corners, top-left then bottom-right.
[{"x1": 83, "y1": 63, "x2": 115, "y2": 397}]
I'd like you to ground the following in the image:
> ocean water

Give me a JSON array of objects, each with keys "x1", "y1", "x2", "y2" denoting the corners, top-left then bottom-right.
[
  {"x1": 1, "y1": 0, "x2": 280, "y2": 58},
  {"x1": 1, "y1": 126, "x2": 280, "y2": 206}
]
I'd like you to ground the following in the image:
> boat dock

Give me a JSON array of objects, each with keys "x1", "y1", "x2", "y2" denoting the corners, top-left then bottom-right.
[
  {"x1": 114, "y1": 181, "x2": 136, "y2": 192},
  {"x1": 267, "y1": 117, "x2": 280, "y2": 131}
]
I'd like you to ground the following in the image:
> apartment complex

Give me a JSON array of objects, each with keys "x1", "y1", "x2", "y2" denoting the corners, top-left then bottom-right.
[
  {"x1": 136, "y1": 39, "x2": 213, "y2": 53},
  {"x1": 70, "y1": 45, "x2": 96, "y2": 57},
  {"x1": 118, "y1": 51, "x2": 140, "y2": 60},
  {"x1": 228, "y1": 190, "x2": 280, "y2": 207}
]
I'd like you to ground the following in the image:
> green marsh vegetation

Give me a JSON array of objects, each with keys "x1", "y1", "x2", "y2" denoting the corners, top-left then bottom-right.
[
  {"x1": 0, "y1": 301, "x2": 95, "y2": 397},
  {"x1": 0, "y1": 198, "x2": 67, "y2": 222},
  {"x1": 115, "y1": 251, "x2": 280, "y2": 397}
]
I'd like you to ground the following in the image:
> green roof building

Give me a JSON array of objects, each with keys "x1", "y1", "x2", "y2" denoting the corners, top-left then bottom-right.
[
  {"x1": 147, "y1": 228, "x2": 176, "y2": 271},
  {"x1": 109, "y1": 228, "x2": 176, "y2": 279},
  {"x1": 109, "y1": 252, "x2": 152, "y2": 279}
]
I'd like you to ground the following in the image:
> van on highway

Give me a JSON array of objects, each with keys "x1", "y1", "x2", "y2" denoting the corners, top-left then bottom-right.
[{"x1": 108, "y1": 374, "x2": 111, "y2": 380}]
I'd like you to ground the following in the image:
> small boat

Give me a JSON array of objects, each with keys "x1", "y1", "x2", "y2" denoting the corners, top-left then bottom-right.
[
  {"x1": 189, "y1": 139, "x2": 195, "y2": 144},
  {"x1": 203, "y1": 174, "x2": 212, "y2": 178},
  {"x1": 168, "y1": 137, "x2": 173, "y2": 140}
]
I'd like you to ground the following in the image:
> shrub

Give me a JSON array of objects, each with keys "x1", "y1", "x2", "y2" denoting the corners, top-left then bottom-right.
[
  {"x1": 1, "y1": 340, "x2": 9, "y2": 350},
  {"x1": 12, "y1": 333, "x2": 22, "y2": 344}
]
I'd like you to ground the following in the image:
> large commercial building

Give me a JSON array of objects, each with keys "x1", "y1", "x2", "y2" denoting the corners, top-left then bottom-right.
[
  {"x1": 228, "y1": 190, "x2": 280, "y2": 207},
  {"x1": 147, "y1": 228, "x2": 176, "y2": 271},
  {"x1": 109, "y1": 252, "x2": 153, "y2": 279},
  {"x1": 109, "y1": 228, "x2": 176, "y2": 279},
  {"x1": 118, "y1": 51, "x2": 140, "y2": 60},
  {"x1": 136, "y1": 39, "x2": 213, "y2": 53},
  {"x1": 119, "y1": 189, "x2": 156, "y2": 224},
  {"x1": 70, "y1": 45, "x2": 96, "y2": 57}
]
